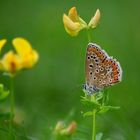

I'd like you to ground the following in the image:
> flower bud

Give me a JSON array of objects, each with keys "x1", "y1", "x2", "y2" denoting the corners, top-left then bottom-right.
[
  {"x1": 54, "y1": 121, "x2": 65, "y2": 133},
  {"x1": 88, "y1": 9, "x2": 101, "y2": 29},
  {"x1": 65, "y1": 121, "x2": 77, "y2": 135}
]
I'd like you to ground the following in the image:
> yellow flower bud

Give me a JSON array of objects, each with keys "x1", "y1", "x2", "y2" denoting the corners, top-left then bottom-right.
[
  {"x1": 63, "y1": 7, "x2": 87, "y2": 36},
  {"x1": 68, "y1": 7, "x2": 78, "y2": 22},
  {"x1": 88, "y1": 9, "x2": 101, "y2": 29}
]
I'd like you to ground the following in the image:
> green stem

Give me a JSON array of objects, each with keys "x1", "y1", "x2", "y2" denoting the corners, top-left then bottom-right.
[
  {"x1": 87, "y1": 29, "x2": 92, "y2": 42},
  {"x1": 92, "y1": 110, "x2": 96, "y2": 140},
  {"x1": 9, "y1": 76, "x2": 15, "y2": 139}
]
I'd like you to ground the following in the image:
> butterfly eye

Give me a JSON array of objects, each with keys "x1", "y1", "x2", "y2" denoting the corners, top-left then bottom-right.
[
  {"x1": 109, "y1": 79, "x2": 112, "y2": 83},
  {"x1": 83, "y1": 84, "x2": 87, "y2": 90}
]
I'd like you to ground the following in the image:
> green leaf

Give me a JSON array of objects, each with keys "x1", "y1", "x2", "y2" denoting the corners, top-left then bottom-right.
[
  {"x1": 98, "y1": 105, "x2": 120, "y2": 114},
  {"x1": 0, "y1": 84, "x2": 9, "y2": 101},
  {"x1": 96, "y1": 132, "x2": 103, "y2": 140},
  {"x1": 81, "y1": 96, "x2": 100, "y2": 110},
  {"x1": 83, "y1": 111, "x2": 93, "y2": 117},
  {"x1": 102, "y1": 89, "x2": 109, "y2": 105},
  {"x1": 96, "y1": 92, "x2": 103, "y2": 101}
]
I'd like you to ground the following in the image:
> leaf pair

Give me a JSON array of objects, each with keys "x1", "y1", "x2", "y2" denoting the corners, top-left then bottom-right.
[{"x1": 81, "y1": 90, "x2": 120, "y2": 117}]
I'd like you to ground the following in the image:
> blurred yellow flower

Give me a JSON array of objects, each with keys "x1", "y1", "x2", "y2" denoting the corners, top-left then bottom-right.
[
  {"x1": 63, "y1": 7, "x2": 87, "y2": 36},
  {"x1": 0, "y1": 39, "x2": 7, "y2": 51},
  {"x1": 0, "y1": 37, "x2": 39, "y2": 75},
  {"x1": 13, "y1": 38, "x2": 39, "y2": 68},
  {"x1": 0, "y1": 51, "x2": 22, "y2": 73},
  {"x1": 88, "y1": 9, "x2": 101, "y2": 29}
]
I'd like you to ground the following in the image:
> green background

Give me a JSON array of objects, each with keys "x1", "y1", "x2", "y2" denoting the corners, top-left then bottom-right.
[{"x1": 0, "y1": 0, "x2": 139, "y2": 139}]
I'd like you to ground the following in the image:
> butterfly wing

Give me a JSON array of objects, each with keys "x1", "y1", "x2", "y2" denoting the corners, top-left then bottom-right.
[{"x1": 84, "y1": 43, "x2": 122, "y2": 94}]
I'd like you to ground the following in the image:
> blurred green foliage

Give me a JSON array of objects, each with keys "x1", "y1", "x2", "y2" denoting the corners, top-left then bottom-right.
[{"x1": 0, "y1": 0, "x2": 140, "y2": 139}]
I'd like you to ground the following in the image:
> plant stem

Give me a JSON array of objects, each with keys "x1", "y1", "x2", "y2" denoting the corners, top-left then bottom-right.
[
  {"x1": 9, "y1": 76, "x2": 15, "y2": 139},
  {"x1": 92, "y1": 109, "x2": 96, "y2": 140},
  {"x1": 87, "y1": 29, "x2": 92, "y2": 42}
]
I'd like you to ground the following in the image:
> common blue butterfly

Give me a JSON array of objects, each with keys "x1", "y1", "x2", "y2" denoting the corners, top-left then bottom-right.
[{"x1": 83, "y1": 43, "x2": 122, "y2": 94}]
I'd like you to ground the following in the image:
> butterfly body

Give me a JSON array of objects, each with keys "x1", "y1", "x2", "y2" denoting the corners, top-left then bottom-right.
[{"x1": 83, "y1": 43, "x2": 122, "y2": 94}]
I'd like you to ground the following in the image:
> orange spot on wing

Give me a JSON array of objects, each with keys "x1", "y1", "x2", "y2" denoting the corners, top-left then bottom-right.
[
  {"x1": 88, "y1": 47, "x2": 96, "y2": 53},
  {"x1": 114, "y1": 71, "x2": 118, "y2": 75},
  {"x1": 103, "y1": 60, "x2": 109, "y2": 65}
]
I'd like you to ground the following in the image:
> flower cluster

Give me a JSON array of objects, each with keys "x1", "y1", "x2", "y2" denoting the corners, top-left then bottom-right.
[
  {"x1": 63, "y1": 7, "x2": 101, "y2": 36},
  {"x1": 0, "y1": 37, "x2": 39, "y2": 76}
]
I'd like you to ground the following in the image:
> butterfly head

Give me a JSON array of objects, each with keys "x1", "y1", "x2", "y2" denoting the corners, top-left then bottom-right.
[{"x1": 83, "y1": 83, "x2": 101, "y2": 95}]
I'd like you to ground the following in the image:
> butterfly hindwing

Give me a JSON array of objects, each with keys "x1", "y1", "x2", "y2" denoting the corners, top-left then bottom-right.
[{"x1": 84, "y1": 43, "x2": 122, "y2": 94}]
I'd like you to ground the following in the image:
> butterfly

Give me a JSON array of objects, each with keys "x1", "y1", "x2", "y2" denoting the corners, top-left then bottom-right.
[{"x1": 83, "y1": 43, "x2": 122, "y2": 94}]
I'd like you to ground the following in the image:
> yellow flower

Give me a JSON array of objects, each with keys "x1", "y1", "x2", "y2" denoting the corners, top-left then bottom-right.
[
  {"x1": 0, "y1": 37, "x2": 39, "y2": 75},
  {"x1": 0, "y1": 51, "x2": 22, "y2": 73},
  {"x1": 63, "y1": 7, "x2": 87, "y2": 36},
  {"x1": 0, "y1": 39, "x2": 7, "y2": 51},
  {"x1": 88, "y1": 9, "x2": 101, "y2": 29},
  {"x1": 12, "y1": 38, "x2": 39, "y2": 68}
]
